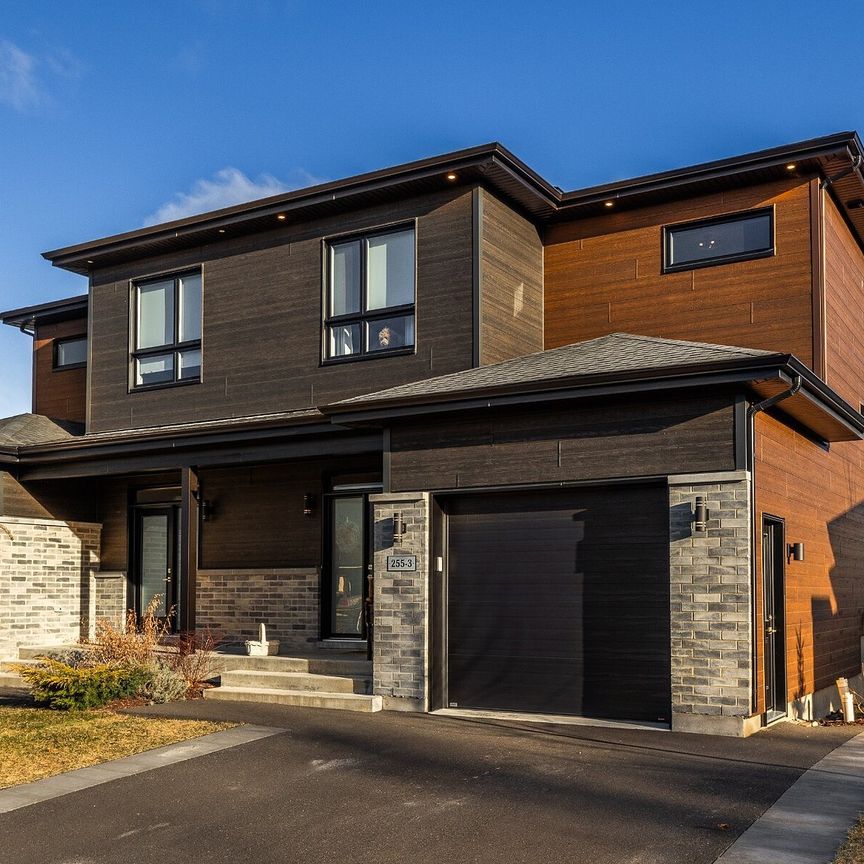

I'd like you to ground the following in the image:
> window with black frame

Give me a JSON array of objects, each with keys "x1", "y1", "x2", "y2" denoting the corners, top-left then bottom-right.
[
  {"x1": 325, "y1": 227, "x2": 415, "y2": 360},
  {"x1": 53, "y1": 335, "x2": 87, "y2": 369},
  {"x1": 131, "y1": 270, "x2": 202, "y2": 388},
  {"x1": 663, "y1": 208, "x2": 774, "y2": 272}
]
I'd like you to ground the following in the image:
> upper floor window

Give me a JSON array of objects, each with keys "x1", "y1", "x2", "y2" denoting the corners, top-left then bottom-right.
[
  {"x1": 663, "y1": 208, "x2": 774, "y2": 273},
  {"x1": 325, "y1": 226, "x2": 415, "y2": 360},
  {"x1": 53, "y1": 335, "x2": 87, "y2": 369},
  {"x1": 132, "y1": 270, "x2": 202, "y2": 388}
]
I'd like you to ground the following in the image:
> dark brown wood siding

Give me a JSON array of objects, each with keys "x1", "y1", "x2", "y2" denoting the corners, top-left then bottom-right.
[
  {"x1": 33, "y1": 318, "x2": 87, "y2": 424},
  {"x1": 88, "y1": 189, "x2": 474, "y2": 433},
  {"x1": 544, "y1": 178, "x2": 814, "y2": 364},
  {"x1": 823, "y1": 192, "x2": 864, "y2": 409},
  {"x1": 754, "y1": 412, "x2": 864, "y2": 711},
  {"x1": 389, "y1": 394, "x2": 736, "y2": 492},
  {"x1": 0, "y1": 473, "x2": 97, "y2": 522},
  {"x1": 479, "y1": 188, "x2": 543, "y2": 364}
]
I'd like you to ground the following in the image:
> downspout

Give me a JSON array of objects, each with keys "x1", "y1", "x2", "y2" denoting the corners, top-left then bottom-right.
[
  {"x1": 820, "y1": 153, "x2": 863, "y2": 190},
  {"x1": 746, "y1": 374, "x2": 802, "y2": 716}
]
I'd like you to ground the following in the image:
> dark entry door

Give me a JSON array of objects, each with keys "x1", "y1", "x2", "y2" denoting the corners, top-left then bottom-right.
[
  {"x1": 324, "y1": 494, "x2": 370, "y2": 639},
  {"x1": 762, "y1": 516, "x2": 787, "y2": 722},
  {"x1": 133, "y1": 507, "x2": 179, "y2": 628},
  {"x1": 444, "y1": 485, "x2": 670, "y2": 723}
]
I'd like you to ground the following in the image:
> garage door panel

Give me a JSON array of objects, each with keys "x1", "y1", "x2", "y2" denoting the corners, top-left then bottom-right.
[{"x1": 445, "y1": 485, "x2": 670, "y2": 723}]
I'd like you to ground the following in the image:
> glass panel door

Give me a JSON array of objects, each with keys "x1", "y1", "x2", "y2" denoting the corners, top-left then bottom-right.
[
  {"x1": 327, "y1": 495, "x2": 367, "y2": 638},
  {"x1": 135, "y1": 507, "x2": 178, "y2": 627}
]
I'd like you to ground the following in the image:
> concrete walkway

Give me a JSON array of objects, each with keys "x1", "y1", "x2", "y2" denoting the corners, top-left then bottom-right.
[
  {"x1": 0, "y1": 724, "x2": 282, "y2": 814},
  {"x1": 715, "y1": 731, "x2": 864, "y2": 863}
]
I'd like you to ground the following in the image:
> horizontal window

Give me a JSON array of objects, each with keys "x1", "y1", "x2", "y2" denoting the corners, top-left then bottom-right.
[
  {"x1": 53, "y1": 336, "x2": 87, "y2": 369},
  {"x1": 663, "y1": 209, "x2": 773, "y2": 272},
  {"x1": 325, "y1": 226, "x2": 415, "y2": 360},
  {"x1": 132, "y1": 270, "x2": 202, "y2": 389}
]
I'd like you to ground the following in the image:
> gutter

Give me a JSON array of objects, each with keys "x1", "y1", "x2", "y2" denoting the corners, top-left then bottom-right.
[{"x1": 745, "y1": 374, "x2": 803, "y2": 717}]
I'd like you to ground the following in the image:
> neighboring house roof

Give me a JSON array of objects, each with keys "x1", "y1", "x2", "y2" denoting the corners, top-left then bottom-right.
[
  {"x1": 40, "y1": 131, "x2": 864, "y2": 275},
  {"x1": 325, "y1": 333, "x2": 864, "y2": 443},
  {"x1": 0, "y1": 414, "x2": 82, "y2": 447}
]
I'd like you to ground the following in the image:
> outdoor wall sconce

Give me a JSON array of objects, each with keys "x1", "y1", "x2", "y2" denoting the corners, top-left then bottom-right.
[
  {"x1": 788, "y1": 542, "x2": 805, "y2": 562},
  {"x1": 693, "y1": 496, "x2": 710, "y2": 533},
  {"x1": 199, "y1": 499, "x2": 215, "y2": 522},
  {"x1": 303, "y1": 494, "x2": 316, "y2": 518},
  {"x1": 393, "y1": 511, "x2": 407, "y2": 536}
]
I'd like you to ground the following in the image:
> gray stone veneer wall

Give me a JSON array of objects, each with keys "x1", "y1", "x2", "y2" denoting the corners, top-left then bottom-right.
[
  {"x1": 668, "y1": 471, "x2": 756, "y2": 736},
  {"x1": 370, "y1": 492, "x2": 429, "y2": 711},
  {"x1": 0, "y1": 516, "x2": 101, "y2": 658},
  {"x1": 93, "y1": 571, "x2": 127, "y2": 633},
  {"x1": 196, "y1": 568, "x2": 319, "y2": 646}
]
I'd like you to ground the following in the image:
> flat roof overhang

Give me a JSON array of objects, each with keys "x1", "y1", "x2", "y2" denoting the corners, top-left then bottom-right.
[
  {"x1": 324, "y1": 355, "x2": 864, "y2": 445},
  {"x1": 1, "y1": 294, "x2": 89, "y2": 333},
  {"x1": 40, "y1": 132, "x2": 864, "y2": 276}
]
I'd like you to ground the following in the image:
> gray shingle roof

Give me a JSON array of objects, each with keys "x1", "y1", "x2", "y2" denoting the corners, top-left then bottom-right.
[
  {"x1": 329, "y1": 333, "x2": 780, "y2": 409},
  {"x1": 0, "y1": 414, "x2": 82, "y2": 447}
]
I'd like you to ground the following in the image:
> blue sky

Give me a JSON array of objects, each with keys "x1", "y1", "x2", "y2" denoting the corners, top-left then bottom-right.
[{"x1": 1, "y1": 1, "x2": 863, "y2": 417}]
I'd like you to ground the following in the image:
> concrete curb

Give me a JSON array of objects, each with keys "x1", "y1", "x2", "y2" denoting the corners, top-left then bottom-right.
[
  {"x1": 714, "y1": 730, "x2": 864, "y2": 863},
  {"x1": 0, "y1": 724, "x2": 283, "y2": 814}
]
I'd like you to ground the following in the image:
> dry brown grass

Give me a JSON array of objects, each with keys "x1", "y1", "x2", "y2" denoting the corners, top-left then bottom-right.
[
  {"x1": 0, "y1": 706, "x2": 234, "y2": 788},
  {"x1": 833, "y1": 814, "x2": 864, "y2": 864}
]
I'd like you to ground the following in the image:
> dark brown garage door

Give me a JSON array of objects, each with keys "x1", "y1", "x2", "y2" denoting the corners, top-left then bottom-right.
[{"x1": 444, "y1": 485, "x2": 670, "y2": 723}]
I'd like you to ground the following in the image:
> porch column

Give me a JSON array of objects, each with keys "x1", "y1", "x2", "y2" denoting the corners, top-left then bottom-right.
[
  {"x1": 370, "y1": 492, "x2": 430, "y2": 712},
  {"x1": 180, "y1": 466, "x2": 199, "y2": 633}
]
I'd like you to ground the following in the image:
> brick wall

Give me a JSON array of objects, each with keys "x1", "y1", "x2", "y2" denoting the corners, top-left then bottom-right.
[
  {"x1": 196, "y1": 568, "x2": 319, "y2": 646},
  {"x1": 668, "y1": 472, "x2": 754, "y2": 734},
  {"x1": 0, "y1": 516, "x2": 101, "y2": 658},
  {"x1": 93, "y1": 571, "x2": 127, "y2": 632},
  {"x1": 370, "y1": 492, "x2": 429, "y2": 711}
]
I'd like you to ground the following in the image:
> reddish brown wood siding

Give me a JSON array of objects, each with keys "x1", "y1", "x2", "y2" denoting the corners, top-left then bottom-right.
[
  {"x1": 823, "y1": 192, "x2": 864, "y2": 409},
  {"x1": 88, "y1": 189, "x2": 474, "y2": 433},
  {"x1": 544, "y1": 178, "x2": 814, "y2": 364},
  {"x1": 479, "y1": 189, "x2": 544, "y2": 364},
  {"x1": 33, "y1": 318, "x2": 87, "y2": 424},
  {"x1": 754, "y1": 412, "x2": 864, "y2": 711}
]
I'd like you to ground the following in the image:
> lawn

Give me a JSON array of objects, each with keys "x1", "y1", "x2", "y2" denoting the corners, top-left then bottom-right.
[
  {"x1": 0, "y1": 706, "x2": 233, "y2": 788},
  {"x1": 833, "y1": 814, "x2": 864, "y2": 864}
]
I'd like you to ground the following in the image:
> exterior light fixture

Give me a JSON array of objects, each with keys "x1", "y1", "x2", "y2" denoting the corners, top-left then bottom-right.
[
  {"x1": 693, "y1": 496, "x2": 709, "y2": 532},
  {"x1": 604, "y1": 201, "x2": 614, "y2": 208},
  {"x1": 786, "y1": 163, "x2": 796, "y2": 171},
  {"x1": 847, "y1": 198, "x2": 864, "y2": 210},
  {"x1": 446, "y1": 173, "x2": 457, "y2": 181},
  {"x1": 393, "y1": 511, "x2": 407, "y2": 536},
  {"x1": 788, "y1": 542, "x2": 805, "y2": 562},
  {"x1": 199, "y1": 499, "x2": 214, "y2": 521},
  {"x1": 218, "y1": 229, "x2": 226, "y2": 234},
  {"x1": 277, "y1": 213, "x2": 287, "y2": 220},
  {"x1": 303, "y1": 494, "x2": 316, "y2": 517}
]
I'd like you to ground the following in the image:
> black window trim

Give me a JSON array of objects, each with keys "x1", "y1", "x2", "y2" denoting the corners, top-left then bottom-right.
[
  {"x1": 52, "y1": 334, "x2": 87, "y2": 371},
  {"x1": 129, "y1": 267, "x2": 203, "y2": 392},
  {"x1": 321, "y1": 221, "x2": 417, "y2": 364},
  {"x1": 662, "y1": 206, "x2": 775, "y2": 274}
]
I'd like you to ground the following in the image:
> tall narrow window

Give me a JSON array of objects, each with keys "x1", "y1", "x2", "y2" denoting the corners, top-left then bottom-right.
[
  {"x1": 325, "y1": 227, "x2": 415, "y2": 360},
  {"x1": 132, "y1": 271, "x2": 202, "y2": 388}
]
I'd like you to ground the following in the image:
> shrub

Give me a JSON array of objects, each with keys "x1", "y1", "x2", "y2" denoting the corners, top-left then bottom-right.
[
  {"x1": 139, "y1": 662, "x2": 189, "y2": 704},
  {"x1": 89, "y1": 596, "x2": 173, "y2": 667},
  {"x1": 15, "y1": 659, "x2": 149, "y2": 711},
  {"x1": 41, "y1": 648, "x2": 92, "y2": 668},
  {"x1": 169, "y1": 628, "x2": 221, "y2": 693}
]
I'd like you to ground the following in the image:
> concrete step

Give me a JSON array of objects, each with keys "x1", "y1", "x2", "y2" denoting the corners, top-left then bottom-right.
[
  {"x1": 203, "y1": 685, "x2": 382, "y2": 712},
  {"x1": 0, "y1": 671, "x2": 26, "y2": 688},
  {"x1": 0, "y1": 658, "x2": 41, "y2": 673},
  {"x1": 219, "y1": 669, "x2": 371, "y2": 694},
  {"x1": 206, "y1": 654, "x2": 371, "y2": 677},
  {"x1": 17, "y1": 645, "x2": 79, "y2": 660}
]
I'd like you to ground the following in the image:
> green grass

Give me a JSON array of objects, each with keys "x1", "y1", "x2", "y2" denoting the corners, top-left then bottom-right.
[
  {"x1": 833, "y1": 814, "x2": 864, "y2": 864},
  {"x1": 0, "y1": 706, "x2": 234, "y2": 788}
]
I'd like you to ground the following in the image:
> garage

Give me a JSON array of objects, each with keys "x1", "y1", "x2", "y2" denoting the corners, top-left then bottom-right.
[{"x1": 443, "y1": 484, "x2": 671, "y2": 723}]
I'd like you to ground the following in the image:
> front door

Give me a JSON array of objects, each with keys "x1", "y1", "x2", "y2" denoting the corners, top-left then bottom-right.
[
  {"x1": 762, "y1": 515, "x2": 787, "y2": 722},
  {"x1": 133, "y1": 506, "x2": 180, "y2": 629},
  {"x1": 324, "y1": 494, "x2": 371, "y2": 639}
]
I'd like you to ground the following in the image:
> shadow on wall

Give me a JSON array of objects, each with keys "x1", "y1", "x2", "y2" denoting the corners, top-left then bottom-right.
[{"x1": 790, "y1": 502, "x2": 864, "y2": 720}]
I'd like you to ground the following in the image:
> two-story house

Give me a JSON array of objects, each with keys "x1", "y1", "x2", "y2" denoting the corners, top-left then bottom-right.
[{"x1": 3, "y1": 132, "x2": 864, "y2": 736}]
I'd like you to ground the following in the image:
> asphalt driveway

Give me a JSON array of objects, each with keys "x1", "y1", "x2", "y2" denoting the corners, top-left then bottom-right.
[{"x1": 0, "y1": 698, "x2": 858, "y2": 864}]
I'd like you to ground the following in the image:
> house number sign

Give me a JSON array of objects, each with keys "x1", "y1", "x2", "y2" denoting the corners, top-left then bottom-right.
[{"x1": 386, "y1": 555, "x2": 417, "y2": 572}]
